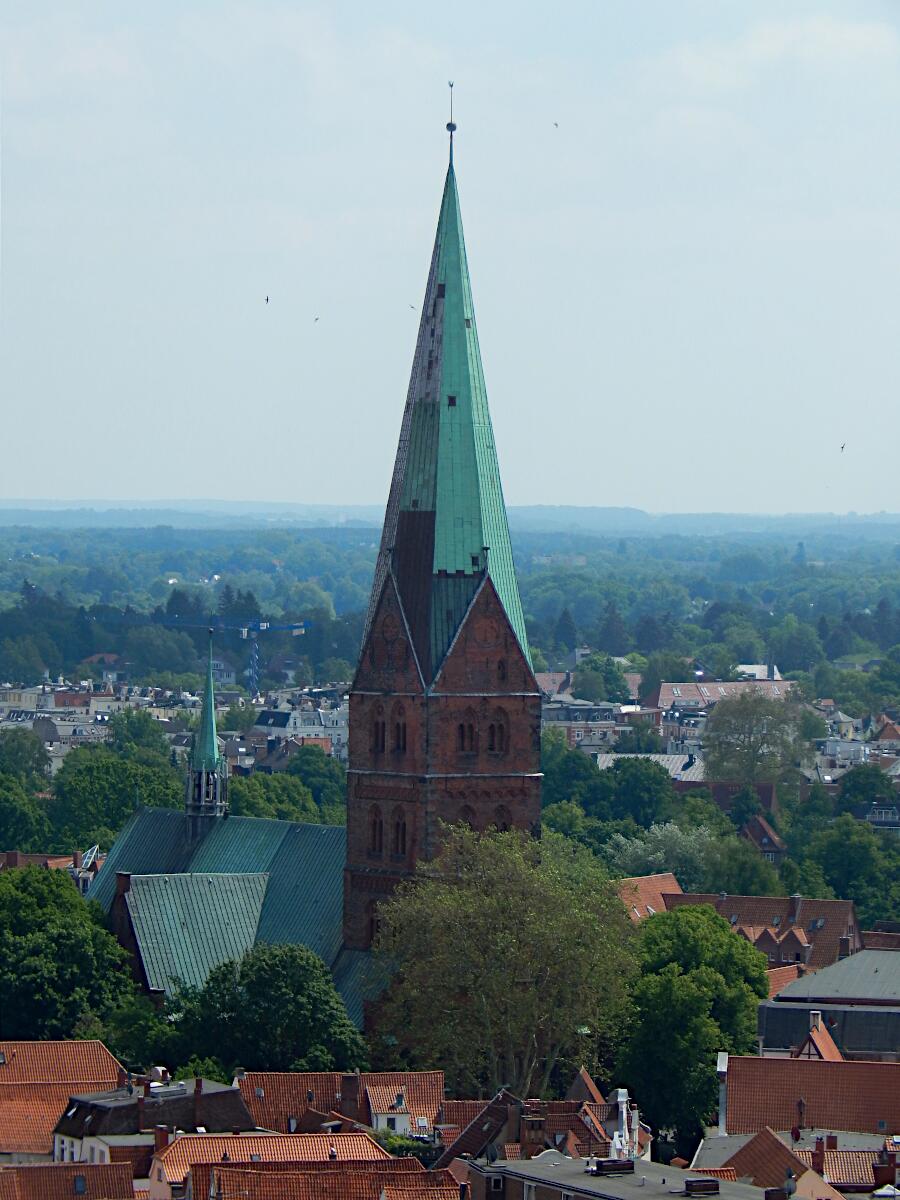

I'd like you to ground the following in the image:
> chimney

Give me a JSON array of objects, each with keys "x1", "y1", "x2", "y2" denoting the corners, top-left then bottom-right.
[
  {"x1": 825, "y1": 1135, "x2": 838, "y2": 1151},
  {"x1": 716, "y1": 1052, "x2": 729, "y2": 1136},
  {"x1": 154, "y1": 1125, "x2": 169, "y2": 1153},
  {"x1": 839, "y1": 935, "x2": 851, "y2": 959},
  {"x1": 340, "y1": 1072, "x2": 361, "y2": 1120},
  {"x1": 812, "y1": 1138, "x2": 825, "y2": 1175},
  {"x1": 72, "y1": 850, "x2": 83, "y2": 869},
  {"x1": 789, "y1": 895, "x2": 803, "y2": 925},
  {"x1": 117, "y1": 1067, "x2": 127, "y2": 1090},
  {"x1": 115, "y1": 872, "x2": 132, "y2": 898},
  {"x1": 810, "y1": 1011, "x2": 821, "y2": 1032},
  {"x1": 143, "y1": 1078, "x2": 152, "y2": 1097}
]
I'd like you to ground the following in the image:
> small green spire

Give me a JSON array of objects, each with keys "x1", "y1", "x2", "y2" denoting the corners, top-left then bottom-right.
[{"x1": 192, "y1": 631, "x2": 221, "y2": 773}]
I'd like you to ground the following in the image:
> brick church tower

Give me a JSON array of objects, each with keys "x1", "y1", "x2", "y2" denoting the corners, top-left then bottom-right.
[{"x1": 343, "y1": 126, "x2": 541, "y2": 949}]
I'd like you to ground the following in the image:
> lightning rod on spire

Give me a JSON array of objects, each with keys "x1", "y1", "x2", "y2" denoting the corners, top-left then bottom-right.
[{"x1": 446, "y1": 80, "x2": 457, "y2": 164}]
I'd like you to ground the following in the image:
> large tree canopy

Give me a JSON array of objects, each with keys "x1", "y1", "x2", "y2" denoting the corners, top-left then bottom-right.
[
  {"x1": 703, "y1": 693, "x2": 806, "y2": 785},
  {"x1": 372, "y1": 826, "x2": 636, "y2": 1098},
  {"x1": 0, "y1": 866, "x2": 133, "y2": 1039}
]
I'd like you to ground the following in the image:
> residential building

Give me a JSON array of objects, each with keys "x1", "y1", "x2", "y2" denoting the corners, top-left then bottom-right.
[
  {"x1": 617, "y1": 873, "x2": 683, "y2": 923},
  {"x1": 147, "y1": 1131, "x2": 390, "y2": 1200},
  {"x1": 717, "y1": 1126, "x2": 843, "y2": 1200},
  {"x1": 0, "y1": 1041, "x2": 122, "y2": 1162},
  {"x1": 663, "y1": 894, "x2": 863, "y2": 969},
  {"x1": 52, "y1": 1077, "x2": 255, "y2": 1181},
  {"x1": 185, "y1": 1158, "x2": 455, "y2": 1200},
  {"x1": 651, "y1": 680, "x2": 793, "y2": 713},
  {"x1": 0, "y1": 1161, "x2": 133, "y2": 1199}
]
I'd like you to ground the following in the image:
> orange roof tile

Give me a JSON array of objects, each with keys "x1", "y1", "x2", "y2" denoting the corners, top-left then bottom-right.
[
  {"x1": 0, "y1": 1163, "x2": 132, "y2": 1200},
  {"x1": 694, "y1": 1168, "x2": 738, "y2": 1181},
  {"x1": 795, "y1": 1024, "x2": 844, "y2": 1063},
  {"x1": 766, "y1": 964, "x2": 803, "y2": 998},
  {"x1": 0, "y1": 1086, "x2": 91, "y2": 1155},
  {"x1": 618, "y1": 873, "x2": 682, "y2": 922},
  {"x1": 190, "y1": 1160, "x2": 434, "y2": 1200},
  {"x1": 795, "y1": 1149, "x2": 879, "y2": 1187},
  {"x1": 0, "y1": 1040, "x2": 120, "y2": 1085},
  {"x1": 438, "y1": 1099, "x2": 488, "y2": 1128},
  {"x1": 363, "y1": 1072, "x2": 444, "y2": 1130},
  {"x1": 156, "y1": 1132, "x2": 390, "y2": 1184},
  {"x1": 239, "y1": 1070, "x2": 444, "y2": 1133},
  {"x1": 565, "y1": 1066, "x2": 606, "y2": 1105},
  {"x1": 724, "y1": 1127, "x2": 816, "y2": 1189},
  {"x1": 724, "y1": 1057, "x2": 900, "y2": 1135}
]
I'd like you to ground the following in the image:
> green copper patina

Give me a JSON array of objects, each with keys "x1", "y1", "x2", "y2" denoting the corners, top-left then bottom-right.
[
  {"x1": 192, "y1": 635, "x2": 221, "y2": 772},
  {"x1": 367, "y1": 142, "x2": 530, "y2": 680}
]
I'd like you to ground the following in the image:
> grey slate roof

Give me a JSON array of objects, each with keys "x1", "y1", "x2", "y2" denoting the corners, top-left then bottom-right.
[
  {"x1": 775, "y1": 949, "x2": 900, "y2": 1004},
  {"x1": 594, "y1": 752, "x2": 706, "y2": 781}
]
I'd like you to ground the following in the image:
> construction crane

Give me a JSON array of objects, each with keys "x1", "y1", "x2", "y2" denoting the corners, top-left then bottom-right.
[{"x1": 93, "y1": 612, "x2": 308, "y2": 696}]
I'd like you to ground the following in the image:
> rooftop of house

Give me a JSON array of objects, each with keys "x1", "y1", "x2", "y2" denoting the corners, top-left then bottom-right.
[
  {"x1": 794, "y1": 1020, "x2": 844, "y2": 1062},
  {"x1": 692, "y1": 1131, "x2": 890, "y2": 1172},
  {"x1": 53, "y1": 1078, "x2": 254, "y2": 1138},
  {"x1": 0, "y1": 1041, "x2": 122, "y2": 1156},
  {"x1": 0, "y1": 1162, "x2": 133, "y2": 1200},
  {"x1": 766, "y1": 964, "x2": 804, "y2": 998},
  {"x1": 655, "y1": 681, "x2": 793, "y2": 709},
  {"x1": 471, "y1": 1151, "x2": 768, "y2": 1200},
  {"x1": 775, "y1": 949, "x2": 900, "y2": 1006},
  {"x1": 617, "y1": 873, "x2": 683, "y2": 922},
  {"x1": 153, "y1": 1131, "x2": 392, "y2": 1184},
  {"x1": 721, "y1": 1126, "x2": 843, "y2": 1199},
  {"x1": 721, "y1": 1055, "x2": 900, "y2": 1135},
  {"x1": 595, "y1": 753, "x2": 706, "y2": 781},
  {"x1": 188, "y1": 1158, "x2": 451, "y2": 1200},
  {"x1": 237, "y1": 1070, "x2": 445, "y2": 1134},
  {"x1": 663, "y1": 894, "x2": 859, "y2": 970}
]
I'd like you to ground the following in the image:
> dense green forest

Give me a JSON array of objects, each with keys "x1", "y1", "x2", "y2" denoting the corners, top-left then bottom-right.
[{"x1": 3, "y1": 524, "x2": 900, "y2": 711}]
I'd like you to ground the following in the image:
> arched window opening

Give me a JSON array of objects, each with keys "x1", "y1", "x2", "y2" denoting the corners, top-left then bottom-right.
[
  {"x1": 497, "y1": 723, "x2": 507, "y2": 753},
  {"x1": 460, "y1": 805, "x2": 477, "y2": 831},
  {"x1": 466, "y1": 723, "x2": 475, "y2": 752},
  {"x1": 392, "y1": 808, "x2": 407, "y2": 857},
  {"x1": 367, "y1": 900, "x2": 381, "y2": 947},
  {"x1": 371, "y1": 708, "x2": 386, "y2": 754},
  {"x1": 494, "y1": 805, "x2": 512, "y2": 833},
  {"x1": 488, "y1": 723, "x2": 496, "y2": 752},
  {"x1": 497, "y1": 659, "x2": 507, "y2": 682},
  {"x1": 457, "y1": 723, "x2": 466, "y2": 752},
  {"x1": 368, "y1": 805, "x2": 384, "y2": 856}
]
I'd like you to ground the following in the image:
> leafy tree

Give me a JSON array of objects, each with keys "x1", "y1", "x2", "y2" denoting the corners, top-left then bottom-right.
[
  {"x1": 541, "y1": 730, "x2": 615, "y2": 820},
  {"x1": 177, "y1": 943, "x2": 366, "y2": 1073},
  {"x1": 604, "y1": 758, "x2": 676, "y2": 828},
  {"x1": 286, "y1": 746, "x2": 347, "y2": 821},
  {"x1": 0, "y1": 866, "x2": 133, "y2": 1038},
  {"x1": 49, "y1": 748, "x2": 181, "y2": 849},
  {"x1": 596, "y1": 602, "x2": 630, "y2": 656},
  {"x1": 173, "y1": 1056, "x2": 231, "y2": 1084},
  {"x1": 0, "y1": 775, "x2": 50, "y2": 849},
  {"x1": 703, "y1": 694, "x2": 805, "y2": 785},
  {"x1": 618, "y1": 906, "x2": 767, "y2": 1149},
  {"x1": 372, "y1": 827, "x2": 635, "y2": 1098},
  {"x1": 837, "y1": 764, "x2": 895, "y2": 812},
  {"x1": 554, "y1": 608, "x2": 578, "y2": 653},
  {"x1": 572, "y1": 654, "x2": 629, "y2": 703},
  {"x1": 0, "y1": 729, "x2": 50, "y2": 788},
  {"x1": 221, "y1": 702, "x2": 258, "y2": 733},
  {"x1": 699, "y1": 837, "x2": 784, "y2": 896},
  {"x1": 229, "y1": 774, "x2": 320, "y2": 823},
  {"x1": 728, "y1": 786, "x2": 762, "y2": 830},
  {"x1": 804, "y1": 815, "x2": 893, "y2": 924},
  {"x1": 638, "y1": 652, "x2": 691, "y2": 701},
  {"x1": 605, "y1": 822, "x2": 717, "y2": 892},
  {"x1": 615, "y1": 725, "x2": 663, "y2": 754},
  {"x1": 107, "y1": 709, "x2": 169, "y2": 761},
  {"x1": 317, "y1": 657, "x2": 354, "y2": 683},
  {"x1": 124, "y1": 626, "x2": 198, "y2": 677}
]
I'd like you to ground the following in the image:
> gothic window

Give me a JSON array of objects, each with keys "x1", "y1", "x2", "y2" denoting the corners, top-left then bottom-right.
[
  {"x1": 367, "y1": 900, "x2": 381, "y2": 946},
  {"x1": 460, "y1": 805, "x2": 477, "y2": 830},
  {"x1": 392, "y1": 807, "x2": 407, "y2": 858},
  {"x1": 457, "y1": 723, "x2": 465, "y2": 752},
  {"x1": 488, "y1": 723, "x2": 496, "y2": 752},
  {"x1": 466, "y1": 723, "x2": 476, "y2": 752},
  {"x1": 392, "y1": 705, "x2": 407, "y2": 754},
  {"x1": 494, "y1": 805, "x2": 512, "y2": 833},
  {"x1": 497, "y1": 659, "x2": 507, "y2": 682},
  {"x1": 489, "y1": 709, "x2": 509, "y2": 755},
  {"x1": 497, "y1": 723, "x2": 507, "y2": 753},
  {"x1": 368, "y1": 805, "x2": 384, "y2": 856},
  {"x1": 371, "y1": 710, "x2": 386, "y2": 754}
]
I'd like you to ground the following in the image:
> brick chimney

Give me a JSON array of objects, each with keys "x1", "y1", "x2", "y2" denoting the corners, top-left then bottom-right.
[
  {"x1": 340, "y1": 1071, "x2": 361, "y2": 1121},
  {"x1": 810, "y1": 1011, "x2": 821, "y2": 1032},
  {"x1": 154, "y1": 1125, "x2": 169, "y2": 1153},
  {"x1": 826, "y1": 1135, "x2": 838, "y2": 1151},
  {"x1": 72, "y1": 851, "x2": 83, "y2": 869},
  {"x1": 812, "y1": 1137, "x2": 825, "y2": 1175},
  {"x1": 839, "y1": 935, "x2": 851, "y2": 959}
]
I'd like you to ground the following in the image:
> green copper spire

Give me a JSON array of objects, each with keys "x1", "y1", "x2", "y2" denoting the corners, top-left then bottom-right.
[
  {"x1": 365, "y1": 127, "x2": 531, "y2": 681},
  {"x1": 192, "y1": 632, "x2": 221, "y2": 773}
]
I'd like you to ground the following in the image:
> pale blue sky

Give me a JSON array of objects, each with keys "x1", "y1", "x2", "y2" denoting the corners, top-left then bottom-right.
[{"x1": 2, "y1": 2, "x2": 899, "y2": 513}]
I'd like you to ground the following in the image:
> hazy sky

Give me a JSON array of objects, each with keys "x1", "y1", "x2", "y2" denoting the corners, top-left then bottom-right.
[{"x1": 2, "y1": 1, "x2": 900, "y2": 513}]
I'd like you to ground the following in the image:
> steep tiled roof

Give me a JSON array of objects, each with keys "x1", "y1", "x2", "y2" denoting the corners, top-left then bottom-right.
[
  {"x1": 189, "y1": 1158, "x2": 426, "y2": 1200},
  {"x1": 154, "y1": 1131, "x2": 390, "y2": 1184},
  {"x1": 0, "y1": 1041, "x2": 121, "y2": 1155},
  {"x1": 794, "y1": 1024, "x2": 844, "y2": 1062},
  {"x1": 724, "y1": 1057, "x2": 900, "y2": 1135},
  {"x1": 439, "y1": 1099, "x2": 488, "y2": 1128},
  {"x1": 617, "y1": 872, "x2": 683, "y2": 922},
  {"x1": 863, "y1": 930, "x2": 900, "y2": 950},
  {"x1": 0, "y1": 1163, "x2": 132, "y2": 1200},
  {"x1": 663, "y1": 894, "x2": 859, "y2": 969},
  {"x1": 204, "y1": 1168, "x2": 459, "y2": 1200},
  {"x1": 694, "y1": 1168, "x2": 738, "y2": 1181},
  {"x1": 656, "y1": 681, "x2": 793, "y2": 709},
  {"x1": 723, "y1": 1127, "x2": 819, "y2": 1189},
  {"x1": 433, "y1": 1089, "x2": 518, "y2": 1169},
  {"x1": 239, "y1": 1071, "x2": 444, "y2": 1133},
  {"x1": 794, "y1": 1149, "x2": 879, "y2": 1187},
  {"x1": 364, "y1": 1072, "x2": 443, "y2": 1131},
  {"x1": 766, "y1": 964, "x2": 802, "y2": 997}
]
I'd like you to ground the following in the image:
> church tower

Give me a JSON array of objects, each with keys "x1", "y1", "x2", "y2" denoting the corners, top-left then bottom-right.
[
  {"x1": 185, "y1": 633, "x2": 228, "y2": 838},
  {"x1": 343, "y1": 125, "x2": 541, "y2": 949}
]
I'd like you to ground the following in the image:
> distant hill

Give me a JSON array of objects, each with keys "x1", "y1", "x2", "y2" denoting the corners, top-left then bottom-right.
[{"x1": 0, "y1": 500, "x2": 899, "y2": 539}]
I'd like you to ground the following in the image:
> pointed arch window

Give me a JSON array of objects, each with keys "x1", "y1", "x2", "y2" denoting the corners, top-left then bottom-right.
[
  {"x1": 459, "y1": 805, "x2": 477, "y2": 831},
  {"x1": 497, "y1": 659, "x2": 507, "y2": 683},
  {"x1": 367, "y1": 900, "x2": 381, "y2": 947},
  {"x1": 392, "y1": 807, "x2": 407, "y2": 858},
  {"x1": 494, "y1": 805, "x2": 512, "y2": 833},
  {"x1": 371, "y1": 707, "x2": 386, "y2": 755},
  {"x1": 368, "y1": 805, "x2": 384, "y2": 856},
  {"x1": 392, "y1": 704, "x2": 407, "y2": 754}
]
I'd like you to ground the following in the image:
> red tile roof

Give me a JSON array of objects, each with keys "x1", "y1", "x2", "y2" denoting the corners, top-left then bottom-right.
[
  {"x1": 694, "y1": 1168, "x2": 738, "y2": 1181},
  {"x1": 363, "y1": 1072, "x2": 444, "y2": 1131},
  {"x1": 724, "y1": 1057, "x2": 900, "y2": 1135},
  {"x1": 565, "y1": 1067, "x2": 606, "y2": 1105},
  {"x1": 0, "y1": 1040, "x2": 122, "y2": 1156},
  {"x1": 794, "y1": 1024, "x2": 844, "y2": 1062},
  {"x1": 863, "y1": 930, "x2": 900, "y2": 950},
  {"x1": 438, "y1": 1100, "x2": 488, "y2": 1128},
  {"x1": 794, "y1": 1149, "x2": 879, "y2": 1187},
  {"x1": 190, "y1": 1159, "x2": 436, "y2": 1200},
  {"x1": 618, "y1": 873, "x2": 682, "y2": 922},
  {"x1": 723, "y1": 1127, "x2": 825, "y2": 1191},
  {"x1": 154, "y1": 1131, "x2": 391, "y2": 1185},
  {"x1": 767, "y1": 964, "x2": 803, "y2": 998},
  {"x1": 107, "y1": 1142, "x2": 154, "y2": 1179},
  {"x1": 0, "y1": 1163, "x2": 132, "y2": 1200},
  {"x1": 238, "y1": 1071, "x2": 444, "y2": 1132},
  {"x1": 656, "y1": 681, "x2": 794, "y2": 709},
  {"x1": 663, "y1": 894, "x2": 860, "y2": 969}
]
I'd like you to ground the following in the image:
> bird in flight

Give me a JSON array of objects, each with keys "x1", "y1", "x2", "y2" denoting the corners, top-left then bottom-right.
[
  {"x1": 409, "y1": 304, "x2": 415, "y2": 310},
  {"x1": 553, "y1": 122, "x2": 559, "y2": 128},
  {"x1": 841, "y1": 443, "x2": 846, "y2": 452},
  {"x1": 314, "y1": 316, "x2": 319, "y2": 323},
  {"x1": 265, "y1": 296, "x2": 269, "y2": 304}
]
